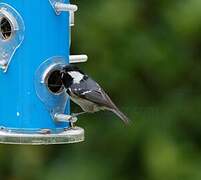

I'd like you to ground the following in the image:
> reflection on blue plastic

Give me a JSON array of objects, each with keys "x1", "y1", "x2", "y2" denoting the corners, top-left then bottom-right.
[
  {"x1": 35, "y1": 56, "x2": 68, "y2": 120},
  {"x1": 0, "y1": 3, "x2": 25, "y2": 72}
]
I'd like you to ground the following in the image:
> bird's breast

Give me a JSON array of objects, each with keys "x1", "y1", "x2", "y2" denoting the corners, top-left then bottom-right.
[{"x1": 70, "y1": 95, "x2": 100, "y2": 113}]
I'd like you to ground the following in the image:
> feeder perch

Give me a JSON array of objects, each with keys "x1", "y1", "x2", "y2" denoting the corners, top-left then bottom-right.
[{"x1": 0, "y1": 0, "x2": 87, "y2": 145}]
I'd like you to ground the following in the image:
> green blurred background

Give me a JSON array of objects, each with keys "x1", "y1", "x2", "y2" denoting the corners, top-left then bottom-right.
[{"x1": 1, "y1": 0, "x2": 201, "y2": 179}]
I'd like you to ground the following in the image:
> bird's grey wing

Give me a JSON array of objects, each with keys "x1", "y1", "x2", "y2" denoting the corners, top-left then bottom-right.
[
  {"x1": 70, "y1": 78, "x2": 130, "y2": 124},
  {"x1": 70, "y1": 78, "x2": 117, "y2": 109}
]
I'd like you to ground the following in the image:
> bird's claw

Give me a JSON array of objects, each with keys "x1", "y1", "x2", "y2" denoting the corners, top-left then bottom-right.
[
  {"x1": 68, "y1": 115, "x2": 77, "y2": 128},
  {"x1": 69, "y1": 115, "x2": 78, "y2": 123}
]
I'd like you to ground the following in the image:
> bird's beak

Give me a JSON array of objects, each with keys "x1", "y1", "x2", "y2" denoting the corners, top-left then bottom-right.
[{"x1": 60, "y1": 70, "x2": 65, "y2": 79}]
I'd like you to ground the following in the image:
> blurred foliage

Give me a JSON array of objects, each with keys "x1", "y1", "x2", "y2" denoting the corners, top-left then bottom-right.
[{"x1": 1, "y1": 0, "x2": 201, "y2": 180}]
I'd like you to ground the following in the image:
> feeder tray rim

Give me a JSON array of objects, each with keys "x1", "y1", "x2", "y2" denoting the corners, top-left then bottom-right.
[{"x1": 0, "y1": 127, "x2": 84, "y2": 145}]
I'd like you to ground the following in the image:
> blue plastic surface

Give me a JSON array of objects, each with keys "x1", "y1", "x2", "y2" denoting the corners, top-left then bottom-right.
[{"x1": 0, "y1": 0, "x2": 70, "y2": 131}]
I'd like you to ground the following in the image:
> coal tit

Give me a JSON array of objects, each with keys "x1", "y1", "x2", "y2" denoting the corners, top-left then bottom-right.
[{"x1": 61, "y1": 65, "x2": 129, "y2": 125}]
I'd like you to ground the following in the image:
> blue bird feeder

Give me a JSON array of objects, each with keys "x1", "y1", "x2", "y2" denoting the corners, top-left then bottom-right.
[{"x1": 0, "y1": 0, "x2": 87, "y2": 144}]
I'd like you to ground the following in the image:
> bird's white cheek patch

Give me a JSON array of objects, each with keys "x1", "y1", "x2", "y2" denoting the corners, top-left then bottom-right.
[{"x1": 68, "y1": 71, "x2": 84, "y2": 84}]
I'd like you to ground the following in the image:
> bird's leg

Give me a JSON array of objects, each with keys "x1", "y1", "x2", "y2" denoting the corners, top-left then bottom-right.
[
  {"x1": 71, "y1": 111, "x2": 87, "y2": 117},
  {"x1": 68, "y1": 112, "x2": 87, "y2": 128}
]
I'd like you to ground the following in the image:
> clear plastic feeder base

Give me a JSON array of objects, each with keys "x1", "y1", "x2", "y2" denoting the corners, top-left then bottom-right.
[{"x1": 0, "y1": 127, "x2": 84, "y2": 145}]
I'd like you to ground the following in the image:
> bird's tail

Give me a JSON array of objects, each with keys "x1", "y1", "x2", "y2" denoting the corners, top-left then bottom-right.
[{"x1": 111, "y1": 108, "x2": 130, "y2": 125}]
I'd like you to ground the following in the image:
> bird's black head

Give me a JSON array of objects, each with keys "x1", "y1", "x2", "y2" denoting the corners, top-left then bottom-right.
[
  {"x1": 61, "y1": 71, "x2": 73, "y2": 89},
  {"x1": 61, "y1": 65, "x2": 86, "y2": 88},
  {"x1": 60, "y1": 65, "x2": 75, "y2": 88}
]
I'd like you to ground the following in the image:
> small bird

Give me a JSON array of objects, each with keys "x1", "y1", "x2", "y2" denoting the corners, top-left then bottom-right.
[{"x1": 60, "y1": 65, "x2": 129, "y2": 125}]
